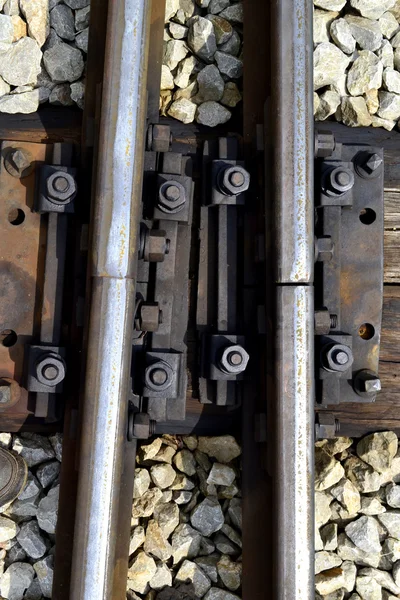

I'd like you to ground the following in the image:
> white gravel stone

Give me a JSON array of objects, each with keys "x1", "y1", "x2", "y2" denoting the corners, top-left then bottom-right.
[
  {"x1": 360, "y1": 496, "x2": 386, "y2": 515},
  {"x1": 127, "y1": 552, "x2": 157, "y2": 595},
  {"x1": 337, "y1": 533, "x2": 381, "y2": 568},
  {"x1": 314, "y1": 10, "x2": 339, "y2": 45},
  {"x1": 207, "y1": 464, "x2": 235, "y2": 487},
  {"x1": 0, "y1": 434, "x2": 11, "y2": 449},
  {"x1": 0, "y1": 89, "x2": 40, "y2": 113},
  {"x1": 347, "y1": 50, "x2": 383, "y2": 96},
  {"x1": 218, "y1": 28, "x2": 241, "y2": 56},
  {"x1": 154, "y1": 502, "x2": 180, "y2": 538},
  {"x1": 344, "y1": 456, "x2": 382, "y2": 492},
  {"x1": 315, "y1": 551, "x2": 342, "y2": 574},
  {"x1": 330, "y1": 478, "x2": 361, "y2": 514},
  {"x1": 50, "y1": 4, "x2": 75, "y2": 41},
  {"x1": 317, "y1": 530, "x2": 325, "y2": 553},
  {"x1": 11, "y1": 16, "x2": 27, "y2": 42},
  {"x1": 36, "y1": 461, "x2": 60, "y2": 489},
  {"x1": 43, "y1": 41, "x2": 84, "y2": 83},
  {"x1": 204, "y1": 589, "x2": 240, "y2": 600},
  {"x1": 16, "y1": 521, "x2": 46, "y2": 560},
  {"x1": 174, "y1": 55, "x2": 199, "y2": 89},
  {"x1": 356, "y1": 574, "x2": 382, "y2": 600},
  {"x1": 351, "y1": 0, "x2": 396, "y2": 19},
  {"x1": 19, "y1": 0, "x2": 49, "y2": 48},
  {"x1": 316, "y1": 491, "x2": 333, "y2": 527},
  {"x1": 391, "y1": 30, "x2": 400, "y2": 48},
  {"x1": 316, "y1": 569, "x2": 346, "y2": 596},
  {"x1": 342, "y1": 560, "x2": 357, "y2": 592},
  {"x1": 378, "y1": 90, "x2": 400, "y2": 119},
  {"x1": 314, "y1": 0, "x2": 346, "y2": 8},
  {"x1": 358, "y1": 568, "x2": 400, "y2": 595},
  {"x1": 373, "y1": 114, "x2": 397, "y2": 129},
  {"x1": 33, "y1": 555, "x2": 53, "y2": 598},
  {"x1": 378, "y1": 510, "x2": 400, "y2": 539},
  {"x1": 379, "y1": 11, "x2": 399, "y2": 38},
  {"x1": 321, "y1": 523, "x2": 338, "y2": 550},
  {"x1": 179, "y1": 0, "x2": 198, "y2": 20},
  {"x1": 174, "y1": 450, "x2": 197, "y2": 476},
  {"x1": 0, "y1": 562, "x2": 34, "y2": 600},
  {"x1": 133, "y1": 469, "x2": 151, "y2": 499},
  {"x1": 344, "y1": 15, "x2": 383, "y2": 51},
  {"x1": 168, "y1": 98, "x2": 197, "y2": 123},
  {"x1": 0, "y1": 517, "x2": 18, "y2": 543},
  {"x1": 144, "y1": 519, "x2": 173, "y2": 561},
  {"x1": 171, "y1": 524, "x2": 202, "y2": 565},
  {"x1": 377, "y1": 39, "x2": 394, "y2": 69},
  {"x1": 175, "y1": 559, "x2": 212, "y2": 597},
  {"x1": 173, "y1": 491, "x2": 193, "y2": 505},
  {"x1": 314, "y1": 42, "x2": 351, "y2": 91},
  {"x1": 187, "y1": 17, "x2": 216, "y2": 63},
  {"x1": 383, "y1": 68, "x2": 400, "y2": 93},
  {"x1": 330, "y1": 18, "x2": 356, "y2": 54},
  {"x1": 191, "y1": 498, "x2": 224, "y2": 537},
  {"x1": 345, "y1": 516, "x2": 382, "y2": 554},
  {"x1": 169, "y1": 22, "x2": 188, "y2": 39},
  {"x1": 129, "y1": 526, "x2": 145, "y2": 556},
  {"x1": 37, "y1": 485, "x2": 59, "y2": 534},
  {"x1": 393, "y1": 560, "x2": 400, "y2": 586},
  {"x1": 216, "y1": 555, "x2": 241, "y2": 592},
  {"x1": 170, "y1": 474, "x2": 196, "y2": 491},
  {"x1": 163, "y1": 39, "x2": 189, "y2": 70},
  {"x1": 0, "y1": 36, "x2": 42, "y2": 87},
  {"x1": 0, "y1": 14, "x2": 14, "y2": 46},
  {"x1": 357, "y1": 433, "x2": 398, "y2": 473},
  {"x1": 165, "y1": 0, "x2": 180, "y2": 21},
  {"x1": 138, "y1": 439, "x2": 162, "y2": 462},
  {"x1": 3, "y1": 0, "x2": 19, "y2": 17},
  {"x1": 149, "y1": 562, "x2": 172, "y2": 591},
  {"x1": 153, "y1": 445, "x2": 177, "y2": 465},
  {"x1": 315, "y1": 447, "x2": 346, "y2": 491},
  {"x1": 315, "y1": 90, "x2": 341, "y2": 120},
  {"x1": 132, "y1": 488, "x2": 163, "y2": 519},
  {"x1": 150, "y1": 464, "x2": 177, "y2": 489}
]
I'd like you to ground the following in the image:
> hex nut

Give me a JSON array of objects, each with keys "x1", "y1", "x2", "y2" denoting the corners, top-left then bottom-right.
[
  {"x1": 151, "y1": 124, "x2": 171, "y2": 153},
  {"x1": 315, "y1": 413, "x2": 339, "y2": 439},
  {"x1": 137, "y1": 303, "x2": 162, "y2": 332},
  {"x1": 219, "y1": 166, "x2": 250, "y2": 196},
  {"x1": 133, "y1": 413, "x2": 150, "y2": 439},
  {"x1": 144, "y1": 360, "x2": 174, "y2": 393},
  {"x1": 4, "y1": 148, "x2": 33, "y2": 179},
  {"x1": 46, "y1": 171, "x2": 77, "y2": 204},
  {"x1": 219, "y1": 344, "x2": 250, "y2": 375},
  {"x1": 314, "y1": 130, "x2": 335, "y2": 158},
  {"x1": 314, "y1": 309, "x2": 331, "y2": 336},
  {"x1": 328, "y1": 167, "x2": 354, "y2": 195},
  {"x1": 315, "y1": 237, "x2": 334, "y2": 263},
  {"x1": 353, "y1": 370, "x2": 382, "y2": 398},
  {"x1": 143, "y1": 229, "x2": 169, "y2": 262},
  {"x1": 158, "y1": 181, "x2": 186, "y2": 213},
  {"x1": 364, "y1": 153, "x2": 383, "y2": 174},
  {"x1": 35, "y1": 353, "x2": 66, "y2": 387},
  {"x1": 322, "y1": 343, "x2": 354, "y2": 373}
]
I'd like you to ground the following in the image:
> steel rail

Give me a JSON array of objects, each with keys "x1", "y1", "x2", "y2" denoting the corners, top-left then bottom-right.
[
  {"x1": 270, "y1": 0, "x2": 315, "y2": 598},
  {"x1": 69, "y1": 0, "x2": 151, "y2": 598}
]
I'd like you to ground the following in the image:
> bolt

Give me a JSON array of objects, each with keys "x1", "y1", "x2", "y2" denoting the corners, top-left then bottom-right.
[
  {"x1": 228, "y1": 351, "x2": 243, "y2": 366},
  {"x1": 35, "y1": 352, "x2": 66, "y2": 387},
  {"x1": 365, "y1": 378, "x2": 382, "y2": 393},
  {"x1": 353, "y1": 370, "x2": 382, "y2": 398},
  {"x1": 53, "y1": 176, "x2": 69, "y2": 193},
  {"x1": 158, "y1": 180, "x2": 186, "y2": 213},
  {"x1": 4, "y1": 148, "x2": 32, "y2": 179},
  {"x1": 330, "y1": 314, "x2": 338, "y2": 329},
  {"x1": 165, "y1": 184, "x2": 180, "y2": 202},
  {"x1": 229, "y1": 171, "x2": 245, "y2": 187},
  {"x1": 220, "y1": 166, "x2": 250, "y2": 196},
  {"x1": 150, "y1": 368, "x2": 168, "y2": 386},
  {"x1": 365, "y1": 153, "x2": 383, "y2": 173},
  {"x1": 323, "y1": 343, "x2": 354, "y2": 373},
  {"x1": 220, "y1": 344, "x2": 250, "y2": 375},
  {"x1": 46, "y1": 171, "x2": 77, "y2": 204},
  {"x1": 42, "y1": 364, "x2": 59, "y2": 381},
  {"x1": 333, "y1": 350, "x2": 349, "y2": 366},
  {"x1": 329, "y1": 167, "x2": 354, "y2": 194}
]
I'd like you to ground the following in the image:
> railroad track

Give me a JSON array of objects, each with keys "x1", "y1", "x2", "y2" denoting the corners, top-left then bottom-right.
[{"x1": 0, "y1": 0, "x2": 398, "y2": 599}]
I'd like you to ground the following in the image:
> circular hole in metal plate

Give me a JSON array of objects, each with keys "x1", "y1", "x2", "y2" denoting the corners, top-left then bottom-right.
[
  {"x1": 359, "y1": 208, "x2": 376, "y2": 225},
  {"x1": 8, "y1": 208, "x2": 25, "y2": 226},
  {"x1": 0, "y1": 330, "x2": 17, "y2": 347},
  {"x1": 358, "y1": 323, "x2": 375, "y2": 340}
]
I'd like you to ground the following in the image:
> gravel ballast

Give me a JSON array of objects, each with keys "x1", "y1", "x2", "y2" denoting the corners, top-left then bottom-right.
[
  {"x1": 314, "y1": 0, "x2": 400, "y2": 129},
  {"x1": 315, "y1": 431, "x2": 400, "y2": 599},
  {"x1": 127, "y1": 434, "x2": 242, "y2": 600}
]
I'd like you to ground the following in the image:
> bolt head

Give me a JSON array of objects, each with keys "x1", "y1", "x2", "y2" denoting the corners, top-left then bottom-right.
[
  {"x1": 144, "y1": 360, "x2": 174, "y2": 393},
  {"x1": 221, "y1": 166, "x2": 250, "y2": 196},
  {"x1": 323, "y1": 343, "x2": 354, "y2": 373},
  {"x1": 229, "y1": 171, "x2": 245, "y2": 188},
  {"x1": 329, "y1": 167, "x2": 354, "y2": 194},
  {"x1": 220, "y1": 344, "x2": 250, "y2": 375},
  {"x1": 42, "y1": 364, "x2": 59, "y2": 381},
  {"x1": 333, "y1": 350, "x2": 349, "y2": 366},
  {"x1": 365, "y1": 153, "x2": 383, "y2": 173},
  {"x1": 158, "y1": 180, "x2": 186, "y2": 213},
  {"x1": 4, "y1": 148, "x2": 33, "y2": 178},
  {"x1": 12, "y1": 149, "x2": 30, "y2": 171},
  {"x1": 364, "y1": 377, "x2": 382, "y2": 393},
  {"x1": 150, "y1": 368, "x2": 168, "y2": 386},
  {"x1": 46, "y1": 171, "x2": 77, "y2": 203},
  {"x1": 165, "y1": 184, "x2": 180, "y2": 202}
]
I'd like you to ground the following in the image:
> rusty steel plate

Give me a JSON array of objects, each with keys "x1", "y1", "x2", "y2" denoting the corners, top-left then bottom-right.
[{"x1": 0, "y1": 141, "x2": 52, "y2": 430}]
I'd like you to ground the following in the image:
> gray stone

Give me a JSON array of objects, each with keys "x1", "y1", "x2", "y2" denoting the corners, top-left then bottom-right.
[
  {"x1": 379, "y1": 11, "x2": 399, "y2": 38},
  {"x1": 173, "y1": 491, "x2": 193, "y2": 505},
  {"x1": 315, "y1": 90, "x2": 341, "y2": 121},
  {"x1": 315, "y1": 491, "x2": 332, "y2": 527},
  {"x1": 174, "y1": 450, "x2": 197, "y2": 476},
  {"x1": 394, "y1": 560, "x2": 400, "y2": 586},
  {"x1": 344, "y1": 456, "x2": 382, "y2": 493},
  {"x1": 179, "y1": 0, "x2": 198, "y2": 20},
  {"x1": 127, "y1": 552, "x2": 157, "y2": 595},
  {"x1": 168, "y1": 98, "x2": 197, "y2": 123},
  {"x1": 0, "y1": 14, "x2": 14, "y2": 45},
  {"x1": 337, "y1": 533, "x2": 381, "y2": 568},
  {"x1": 214, "y1": 533, "x2": 240, "y2": 556},
  {"x1": 187, "y1": 17, "x2": 217, "y2": 63},
  {"x1": 75, "y1": 28, "x2": 89, "y2": 53},
  {"x1": 132, "y1": 487, "x2": 163, "y2": 519},
  {"x1": 183, "y1": 436, "x2": 198, "y2": 451},
  {"x1": 391, "y1": 30, "x2": 400, "y2": 48},
  {"x1": 315, "y1": 447, "x2": 345, "y2": 491},
  {"x1": 0, "y1": 517, "x2": 18, "y2": 543},
  {"x1": 378, "y1": 511, "x2": 400, "y2": 539},
  {"x1": 208, "y1": 0, "x2": 230, "y2": 13},
  {"x1": 350, "y1": 0, "x2": 396, "y2": 19},
  {"x1": 342, "y1": 560, "x2": 357, "y2": 592},
  {"x1": 330, "y1": 18, "x2": 356, "y2": 54},
  {"x1": 75, "y1": 5, "x2": 90, "y2": 31},
  {"x1": 207, "y1": 464, "x2": 235, "y2": 487},
  {"x1": 19, "y1": 474, "x2": 41, "y2": 501},
  {"x1": 195, "y1": 64, "x2": 224, "y2": 102},
  {"x1": 347, "y1": 50, "x2": 383, "y2": 97},
  {"x1": 0, "y1": 37, "x2": 42, "y2": 88},
  {"x1": 360, "y1": 496, "x2": 386, "y2": 515},
  {"x1": 171, "y1": 524, "x2": 202, "y2": 565},
  {"x1": 133, "y1": 469, "x2": 151, "y2": 499},
  {"x1": 377, "y1": 40, "x2": 394, "y2": 68},
  {"x1": 197, "y1": 468, "x2": 217, "y2": 497},
  {"x1": 227, "y1": 498, "x2": 241, "y2": 531},
  {"x1": 165, "y1": 0, "x2": 180, "y2": 20},
  {"x1": 149, "y1": 562, "x2": 172, "y2": 591},
  {"x1": 199, "y1": 536, "x2": 216, "y2": 556},
  {"x1": 19, "y1": 0, "x2": 49, "y2": 48},
  {"x1": 355, "y1": 575, "x2": 382, "y2": 600},
  {"x1": 314, "y1": 9, "x2": 339, "y2": 45},
  {"x1": 5, "y1": 492, "x2": 41, "y2": 520},
  {"x1": 206, "y1": 15, "x2": 232, "y2": 46},
  {"x1": 357, "y1": 433, "x2": 398, "y2": 473},
  {"x1": 150, "y1": 463, "x2": 177, "y2": 489},
  {"x1": 345, "y1": 516, "x2": 381, "y2": 554},
  {"x1": 358, "y1": 568, "x2": 400, "y2": 595},
  {"x1": 174, "y1": 55, "x2": 199, "y2": 89},
  {"x1": 23, "y1": 578, "x2": 42, "y2": 600},
  {"x1": 36, "y1": 460, "x2": 60, "y2": 489},
  {"x1": 50, "y1": 4, "x2": 75, "y2": 41},
  {"x1": 3, "y1": 0, "x2": 19, "y2": 16},
  {"x1": 313, "y1": 42, "x2": 351, "y2": 91},
  {"x1": 169, "y1": 22, "x2": 188, "y2": 39},
  {"x1": 16, "y1": 521, "x2": 46, "y2": 560},
  {"x1": 63, "y1": 0, "x2": 90, "y2": 7},
  {"x1": 154, "y1": 502, "x2": 180, "y2": 538},
  {"x1": 163, "y1": 39, "x2": 189, "y2": 70},
  {"x1": 196, "y1": 101, "x2": 231, "y2": 126},
  {"x1": 380, "y1": 538, "x2": 400, "y2": 569},
  {"x1": 175, "y1": 559, "x2": 212, "y2": 597},
  {"x1": 43, "y1": 42, "x2": 84, "y2": 83},
  {"x1": 195, "y1": 555, "x2": 219, "y2": 583},
  {"x1": 314, "y1": 0, "x2": 346, "y2": 8},
  {"x1": 33, "y1": 555, "x2": 53, "y2": 598},
  {"x1": 216, "y1": 556, "x2": 241, "y2": 592},
  {"x1": 219, "y1": 3, "x2": 243, "y2": 24},
  {"x1": 218, "y1": 28, "x2": 241, "y2": 56},
  {"x1": 0, "y1": 562, "x2": 34, "y2": 600},
  {"x1": 196, "y1": 0, "x2": 211, "y2": 6},
  {"x1": 0, "y1": 434, "x2": 11, "y2": 449},
  {"x1": 144, "y1": 519, "x2": 172, "y2": 561},
  {"x1": 43, "y1": 28, "x2": 62, "y2": 51},
  {"x1": 378, "y1": 91, "x2": 400, "y2": 120},
  {"x1": 214, "y1": 51, "x2": 242, "y2": 78},
  {"x1": 315, "y1": 551, "x2": 342, "y2": 575},
  {"x1": 321, "y1": 523, "x2": 338, "y2": 551},
  {"x1": 204, "y1": 590, "x2": 240, "y2": 600},
  {"x1": 221, "y1": 81, "x2": 241, "y2": 108},
  {"x1": 37, "y1": 485, "x2": 59, "y2": 534},
  {"x1": 191, "y1": 498, "x2": 224, "y2": 537},
  {"x1": 170, "y1": 473, "x2": 196, "y2": 491},
  {"x1": 4, "y1": 542, "x2": 26, "y2": 567},
  {"x1": 383, "y1": 68, "x2": 400, "y2": 93},
  {"x1": 194, "y1": 450, "x2": 212, "y2": 472},
  {"x1": 69, "y1": 78, "x2": 84, "y2": 109},
  {"x1": 221, "y1": 523, "x2": 242, "y2": 549},
  {"x1": 344, "y1": 15, "x2": 383, "y2": 51},
  {"x1": 129, "y1": 525, "x2": 145, "y2": 555}
]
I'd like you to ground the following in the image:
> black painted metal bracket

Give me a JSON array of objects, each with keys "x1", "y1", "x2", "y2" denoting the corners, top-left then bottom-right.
[{"x1": 314, "y1": 133, "x2": 384, "y2": 406}]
